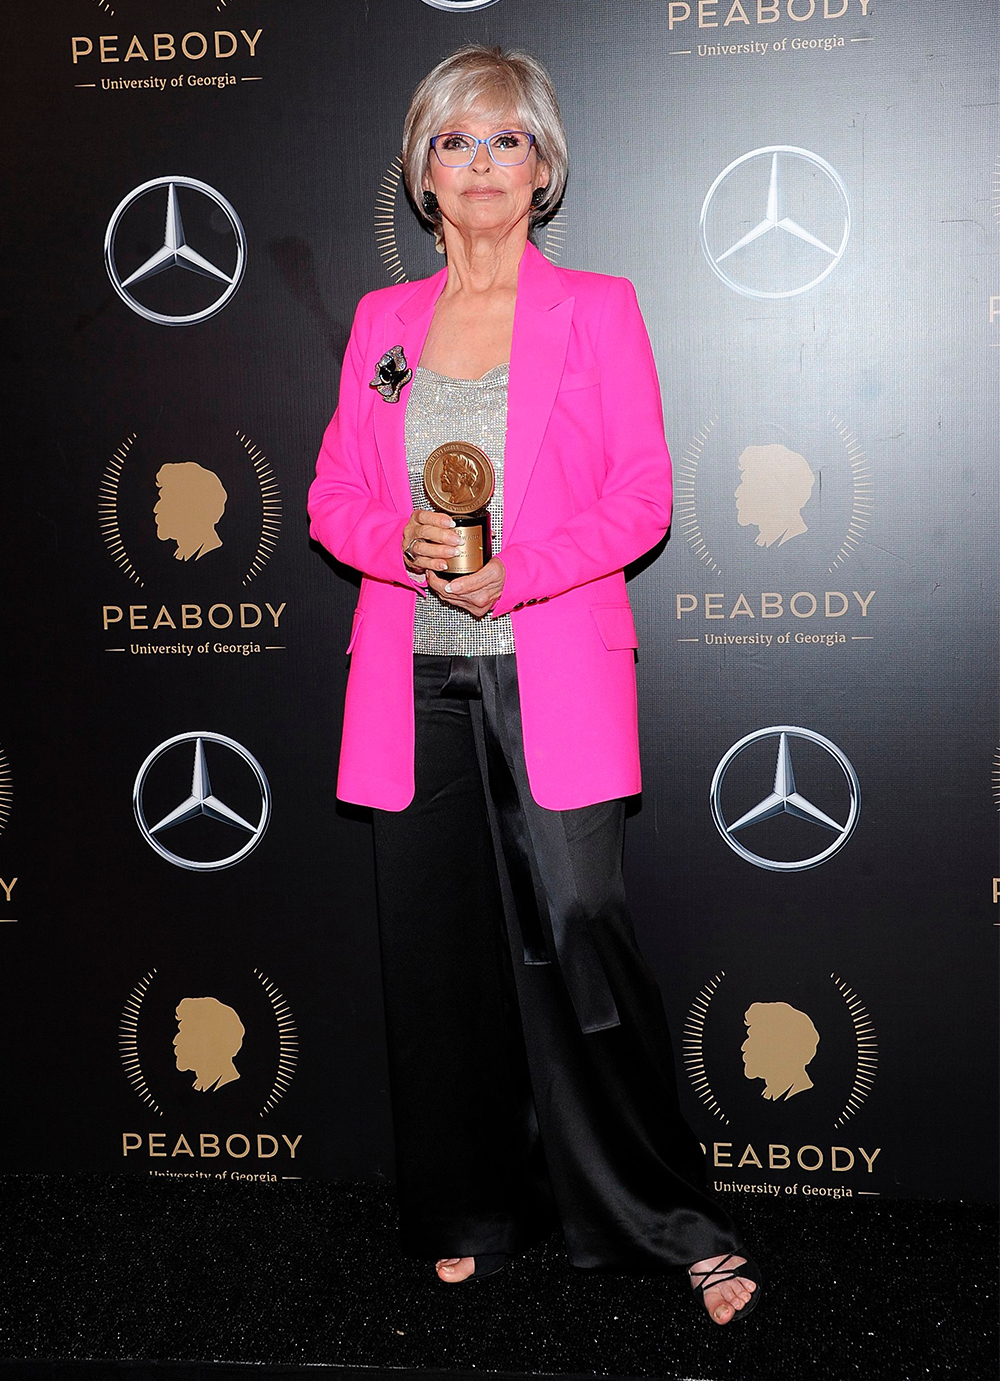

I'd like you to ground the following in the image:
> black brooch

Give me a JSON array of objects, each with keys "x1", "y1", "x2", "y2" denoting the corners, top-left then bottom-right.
[{"x1": 369, "y1": 345, "x2": 412, "y2": 404}]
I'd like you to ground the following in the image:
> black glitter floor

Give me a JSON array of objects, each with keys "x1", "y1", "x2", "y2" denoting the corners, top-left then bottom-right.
[{"x1": 0, "y1": 1175, "x2": 995, "y2": 1381}]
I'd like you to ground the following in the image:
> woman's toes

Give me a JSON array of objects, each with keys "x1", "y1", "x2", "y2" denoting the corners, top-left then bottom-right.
[
  {"x1": 712, "y1": 1298, "x2": 734, "y2": 1324},
  {"x1": 701, "y1": 1282, "x2": 737, "y2": 1323},
  {"x1": 690, "y1": 1254, "x2": 759, "y2": 1324}
]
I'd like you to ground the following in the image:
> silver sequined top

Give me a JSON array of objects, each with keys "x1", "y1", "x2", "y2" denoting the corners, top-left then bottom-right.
[{"x1": 405, "y1": 364, "x2": 515, "y2": 655}]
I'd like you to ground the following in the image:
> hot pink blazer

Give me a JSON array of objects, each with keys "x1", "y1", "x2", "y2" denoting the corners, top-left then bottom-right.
[{"x1": 307, "y1": 240, "x2": 672, "y2": 811}]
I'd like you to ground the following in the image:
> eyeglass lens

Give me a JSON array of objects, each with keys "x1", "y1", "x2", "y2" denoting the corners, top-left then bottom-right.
[{"x1": 433, "y1": 131, "x2": 533, "y2": 167}]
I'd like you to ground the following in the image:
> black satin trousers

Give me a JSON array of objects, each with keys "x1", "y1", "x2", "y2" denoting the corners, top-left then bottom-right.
[{"x1": 372, "y1": 653, "x2": 743, "y2": 1270}]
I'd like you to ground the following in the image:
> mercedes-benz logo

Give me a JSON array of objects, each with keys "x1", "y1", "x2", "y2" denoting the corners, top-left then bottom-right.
[
  {"x1": 104, "y1": 176, "x2": 247, "y2": 326},
  {"x1": 420, "y1": 1, "x2": 501, "y2": 10},
  {"x1": 710, "y1": 727, "x2": 860, "y2": 872},
  {"x1": 133, "y1": 732, "x2": 270, "y2": 871},
  {"x1": 699, "y1": 147, "x2": 851, "y2": 299}
]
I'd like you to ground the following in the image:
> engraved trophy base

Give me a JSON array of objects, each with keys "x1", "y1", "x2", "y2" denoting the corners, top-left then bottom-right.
[{"x1": 445, "y1": 512, "x2": 492, "y2": 575}]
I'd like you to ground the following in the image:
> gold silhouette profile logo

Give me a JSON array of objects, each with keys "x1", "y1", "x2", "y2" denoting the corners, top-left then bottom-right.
[
  {"x1": 741, "y1": 1001, "x2": 820, "y2": 1101},
  {"x1": 734, "y1": 443, "x2": 816, "y2": 548},
  {"x1": 154, "y1": 462, "x2": 228, "y2": 562},
  {"x1": 685, "y1": 972, "x2": 875, "y2": 1128},
  {"x1": 173, "y1": 996, "x2": 245, "y2": 1092}
]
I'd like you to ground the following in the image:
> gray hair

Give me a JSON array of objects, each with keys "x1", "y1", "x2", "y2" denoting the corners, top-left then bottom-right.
[{"x1": 402, "y1": 45, "x2": 567, "y2": 252}]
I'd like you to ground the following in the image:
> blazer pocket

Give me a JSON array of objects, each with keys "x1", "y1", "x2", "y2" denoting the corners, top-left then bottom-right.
[
  {"x1": 345, "y1": 608, "x2": 365, "y2": 654},
  {"x1": 558, "y1": 365, "x2": 601, "y2": 392},
  {"x1": 590, "y1": 603, "x2": 639, "y2": 651}
]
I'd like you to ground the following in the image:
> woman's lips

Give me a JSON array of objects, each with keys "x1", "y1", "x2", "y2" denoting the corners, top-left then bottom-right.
[{"x1": 462, "y1": 187, "x2": 504, "y2": 198}]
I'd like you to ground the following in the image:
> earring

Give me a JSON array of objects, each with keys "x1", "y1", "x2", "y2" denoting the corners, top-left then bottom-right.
[
  {"x1": 421, "y1": 190, "x2": 439, "y2": 215},
  {"x1": 530, "y1": 187, "x2": 548, "y2": 209}
]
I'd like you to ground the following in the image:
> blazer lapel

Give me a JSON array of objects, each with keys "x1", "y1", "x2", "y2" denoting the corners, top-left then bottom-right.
[
  {"x1": 503, "y1": 241, "x2": 574, "y2": 539},
  {"x1": 371, "y1": 242, "x2": 573, "y2": 532},
  {"x1": 372, "y1": 265, "x2": 448, "y2": 514}
]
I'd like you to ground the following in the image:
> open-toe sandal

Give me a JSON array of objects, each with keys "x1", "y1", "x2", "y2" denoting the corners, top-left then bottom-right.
[{"x1": 689, "y1": 1253, "x2": 762, "y2": 1323}]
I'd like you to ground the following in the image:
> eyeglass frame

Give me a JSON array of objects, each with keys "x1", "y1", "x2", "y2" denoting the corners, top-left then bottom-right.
[{"x1": 429, "y1": 129, "x2": 537, "y2": 168}]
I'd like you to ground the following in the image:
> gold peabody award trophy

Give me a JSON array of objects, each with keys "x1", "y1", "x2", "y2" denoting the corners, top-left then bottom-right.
[{"x1": 423, "y1": 442, "x2": 496, "y2": 574}]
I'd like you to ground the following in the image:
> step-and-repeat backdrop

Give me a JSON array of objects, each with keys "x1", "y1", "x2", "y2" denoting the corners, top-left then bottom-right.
[{"x1": 2, "y1": 0, "x2": 996, "y2": 1205}]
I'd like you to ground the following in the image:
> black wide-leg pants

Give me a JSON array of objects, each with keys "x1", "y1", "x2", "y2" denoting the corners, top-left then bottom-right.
[{"x1": 372, "y1": 653, "x2": 742, "y2": 1270}]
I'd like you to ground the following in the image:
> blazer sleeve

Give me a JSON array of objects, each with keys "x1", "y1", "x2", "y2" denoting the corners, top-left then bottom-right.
[
  {"x1": 307, "y1": 296, "x2": 417, "y2": 589},
  {"x1": 489, "y1": 277, "x2": 672, "y2": 618}
]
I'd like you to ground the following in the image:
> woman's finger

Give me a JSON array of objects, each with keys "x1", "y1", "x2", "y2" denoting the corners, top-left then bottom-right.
[
  {"x1": 428, "y1": 571, "x2": 502, "y2": 614},
  {"x1": 417, "y1": 527, "x2": 462, "y2": 550},
  {"x1": 439, "y1": 558, "x2": 505, "y2": 597},
  {"x1": 406, "y1": 543, "x2": 451, "y2": 573},
  {"x1": 403, "y1": 510, "x2": 462, "y2": 570},
  {"x1": 413, "y1": 511, "x2": 458, "y2": 541}
]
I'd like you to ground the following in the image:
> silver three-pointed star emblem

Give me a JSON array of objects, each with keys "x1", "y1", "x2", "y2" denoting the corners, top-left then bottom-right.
[
  {"x1": 699, "y1": 146, "x2": 851, "y2": 299},
  {"x1": 104, "y1": 176, "x2": 247, "y2": 326},
  {"x1": 133, "y1": 731, "x2": 270, "y2": 871},
  {"x1": 710, "y1": 726, "x2": 860, "y2": 871}
]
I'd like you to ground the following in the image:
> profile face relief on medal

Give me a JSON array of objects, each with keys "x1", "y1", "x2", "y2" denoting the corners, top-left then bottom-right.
[
  {"x1": 424, "y1": 443, "x2": 495, "y2": 515},
  {"x1": 439, "y1": 452, "x2": 478, "y2": 509}
]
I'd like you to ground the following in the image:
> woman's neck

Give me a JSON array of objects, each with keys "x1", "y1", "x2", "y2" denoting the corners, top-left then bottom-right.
[{"x1": 439, "y1": 225, "x2": 528, "y2": 297}]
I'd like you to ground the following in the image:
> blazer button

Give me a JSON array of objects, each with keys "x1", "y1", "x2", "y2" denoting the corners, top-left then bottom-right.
[
  {"x1": 526, "y1": 598, "x2": 537, "y2": 606},
  {"x1": 514, "y1": 602, "x2": 525, "y2": 611}
]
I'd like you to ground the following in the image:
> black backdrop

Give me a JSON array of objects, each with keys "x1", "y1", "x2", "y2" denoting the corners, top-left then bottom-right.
[{"x1": 1, "y1": 0, "x2": 997, "y2": 1206}]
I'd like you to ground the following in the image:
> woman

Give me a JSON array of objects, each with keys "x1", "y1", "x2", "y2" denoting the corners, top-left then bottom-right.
[{"x1": 308, "y1": 44, "x2": 761, "y2": 1325}]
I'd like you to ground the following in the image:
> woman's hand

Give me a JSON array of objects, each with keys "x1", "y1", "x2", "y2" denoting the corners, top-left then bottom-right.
[
  {"x1": 428, "y1": 557, "x2": 506, "y2": 619},
  {"x1": 402, "y1": 509, "x2": 462, "y2": 572}
]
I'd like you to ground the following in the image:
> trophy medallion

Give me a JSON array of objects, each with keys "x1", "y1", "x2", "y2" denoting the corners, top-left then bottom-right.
[{"x1": 423, "y1": 442, "x2": 496, "y2": 574}]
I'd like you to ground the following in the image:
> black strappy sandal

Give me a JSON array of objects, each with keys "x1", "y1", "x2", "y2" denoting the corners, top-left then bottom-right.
[
  {"x1": 435, "y1": 1253, "x2": 507, "y2": 1285},
  {"x1": 689, "y1": 1253, "x2": 763, "y2": 1323}
]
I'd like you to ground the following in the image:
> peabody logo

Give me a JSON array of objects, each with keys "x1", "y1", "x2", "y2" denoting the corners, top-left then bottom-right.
[
  {"x1": 105, "y1": 177, "x2": 247, "y2": 326},
  {"x1": 700, "y1": 147, "x2": 851, "y2": 298},
  {"x1": 375, "y1": 156, "x2": 566, "y2": 284},
  {"x1": 98, "y1": 422, "x2": 286, "y2": 657},
  {"x1": 673, "y1": 402, "x2": 876, "y2": 649},
  {"x1": 120, "y1": 965, "x2": 300, "y2": 1166},
  {"x1": 99, "y1": 424, "x2": 280, "y2": 589},
  {"x1": 71, "y1": 7, "x2": 263, "y2": 92},
  {"x1": 675, "y1": 405, "x2": 872, "y2": 579},
  {"x1": 684, "y1": 970, "x2": 878, "y2": 1136},
  {"x1": 710, "y1": 727, "x2": 860, "y2": 871},
  {"x1": 133, "y1": 732, "x2": 271, "y2": 871}
]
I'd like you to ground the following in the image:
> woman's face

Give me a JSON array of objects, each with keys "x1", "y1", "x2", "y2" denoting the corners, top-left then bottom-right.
[{"x1": 422, "y1": 107, "x2": 549, "y2": 242}]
